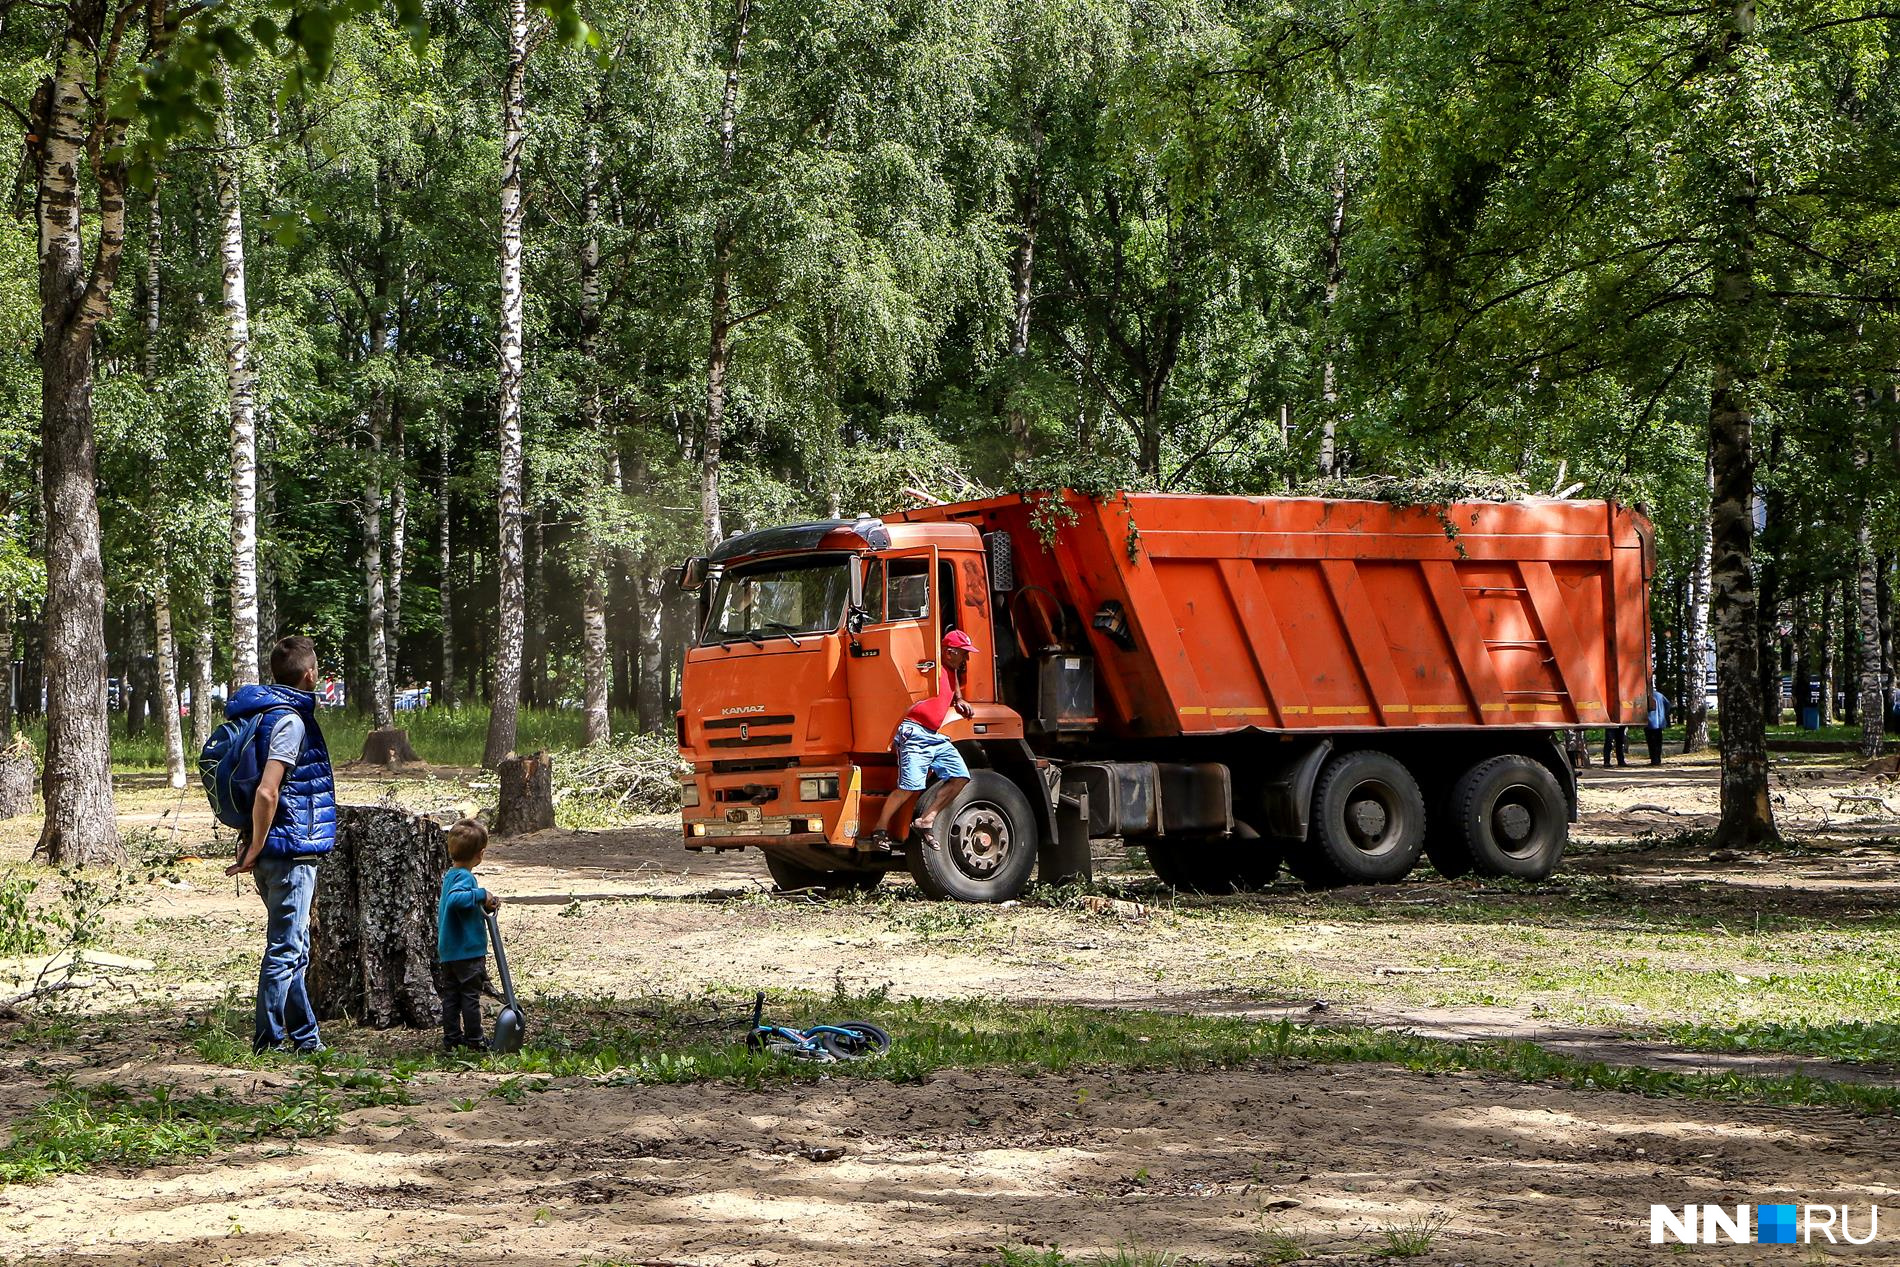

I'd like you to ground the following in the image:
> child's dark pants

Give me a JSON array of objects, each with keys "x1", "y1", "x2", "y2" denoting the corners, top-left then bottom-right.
[{"x1": 441, "y1": 956, "x2": 488, "y2": 1048}]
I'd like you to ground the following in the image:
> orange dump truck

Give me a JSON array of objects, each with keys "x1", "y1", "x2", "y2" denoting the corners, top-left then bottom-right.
[{"x1": 674, "y1": 491, "x2": 1653, "y2": 900}]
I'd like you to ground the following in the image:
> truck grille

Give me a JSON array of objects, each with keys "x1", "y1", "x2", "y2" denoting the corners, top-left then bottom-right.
[{"x1": 703, "y1": 713, "x2": 795, "y2": 748}]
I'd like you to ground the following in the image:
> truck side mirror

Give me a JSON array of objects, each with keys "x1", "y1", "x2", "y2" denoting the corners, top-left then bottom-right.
[
  {"x1": 677, "y1": 556, "x2": 711, "y2": 592},
  {"x1": 847, "y1": 560, "x2": 868, "y2": 635}
]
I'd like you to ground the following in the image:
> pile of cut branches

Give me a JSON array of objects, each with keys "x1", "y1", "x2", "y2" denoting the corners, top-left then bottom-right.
[{"x1": 552, "y1": 734, "x2": 686, "y2": 823}]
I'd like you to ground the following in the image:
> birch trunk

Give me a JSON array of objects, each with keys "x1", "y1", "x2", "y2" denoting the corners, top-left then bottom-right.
[
  {"x1": 143, "y1": 195, "x2": 187, "y2": 788},
  {"x1": 363, "y1": 400, "x2": 392, "y2": 729},
  {"x1": 389, "y1": 405, "x2": 407, "y2": 661},
  {"x1": 701, "y1": 0, "x2": 752, "y2": 551},
  {"x1": 1318, "y1": 157, "x2": 1347, "y2": 478},
  {"x1": 580, "y1": 131, "x2": 610, "y2": 746},
  {"x1": 0, "y1": 601, "x2": 13, "y2": 737},
  {"x1": 483, "y1": 0, "x2": 530, "y2": 768},
  {"x1": 189, "y1": 615, "x2": 214, "y2": 751},
  {"x1": 154, "y1": 586, "x2": 186, "y2": 786},
  {"x1": 34, "y1": 0, "x2": 127, "y2": 865},
  {"x1": 438, "y1": 419, "x2": 455, "y2": 710},
  {"x1": 1005, "y1": 130, "x2": 1040, "y2": 455},
  {"x1": 1857, "y1": 491, "x2": 1885, "y2": 758},
  {"x1": 220, "y1": 107, "x2": 260, "y2": 690},
  {"x1": 1684, "y1": 488, "x2": 1712, "y2": 752},
  {"x1": 1819, "y1": 586, "x2": 1834, "y2": 723},
  {"x1": 1704, "y1": 0, "x2": 1776, "y2": 848}
]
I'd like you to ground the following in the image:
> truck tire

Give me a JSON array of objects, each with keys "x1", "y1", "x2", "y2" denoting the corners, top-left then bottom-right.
[
  {"x1": 763, "y1": 852, "x2": 885, "y2": 896},
  {"x1": 1147, "y1": 823, "x2": 1280, "y2": 893},
  {"x1": 1296, "y1": 750, "x2": 1427, "y2": 886},
  {"x1": 1422, "y1": 788, "x2": 1475, "y2": 879},
  {"x1": 906, "y1": 771, "x2": 1039, "y2": 902},
  {"x1": 1453, "y1": 755, "x2": 1566, "y2": 881}
]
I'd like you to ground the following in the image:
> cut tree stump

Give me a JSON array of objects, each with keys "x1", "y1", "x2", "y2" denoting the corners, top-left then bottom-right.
[
  {"x1": 494, "y1": 750, "x2": 555, "y2": 837},
  {"x1": 359, "y1": 727, "x2": 422, "y2": 766},
  {"x1": 310, "y1": 805, "x2": 446, "y2": 1028},
  {"x1": 0, "y1": 736, "x2": 35, "y2": 819}
]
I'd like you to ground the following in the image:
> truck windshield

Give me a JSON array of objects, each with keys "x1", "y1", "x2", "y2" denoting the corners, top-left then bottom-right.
[{"x1": 701, "y1": 556, "x2": 850, "y2": 645}]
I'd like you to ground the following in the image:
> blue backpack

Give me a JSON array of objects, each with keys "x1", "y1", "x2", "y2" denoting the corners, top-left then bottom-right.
[{"x1": 199, "y1": 708, "x2": 290, "y2": 829}]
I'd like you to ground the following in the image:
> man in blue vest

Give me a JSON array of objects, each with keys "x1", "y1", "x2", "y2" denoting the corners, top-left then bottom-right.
[{"x1": 223, "y1": 635, "x2": 336, "y2": 1054}]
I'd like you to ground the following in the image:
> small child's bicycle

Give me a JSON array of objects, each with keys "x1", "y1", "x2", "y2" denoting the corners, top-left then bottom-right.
[{"x1": 744, "y1": 991, "x2": 891, "y2": 1062}]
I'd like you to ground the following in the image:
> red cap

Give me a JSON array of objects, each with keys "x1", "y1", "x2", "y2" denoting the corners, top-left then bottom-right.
[{"x1": 943, "y1": 629, "x2": 976, "y2": 653}]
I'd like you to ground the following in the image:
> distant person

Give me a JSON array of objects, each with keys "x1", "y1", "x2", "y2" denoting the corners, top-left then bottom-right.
[
  {"x1": 863, "y1": 629, "x2": 976, "y2": 849},
  {"x1": 1644, "y1": 689, "x2": 1669, "y2": 766},
  {"x1": 1602, "y1": 724, "x2": 1628, "y2": 768},
  {"x1": 437, "y1": 819, "x2": 501, "y2": 1052},
  {"x1": 223, "y1": 635, "x2": 335, "y2": 1055}
]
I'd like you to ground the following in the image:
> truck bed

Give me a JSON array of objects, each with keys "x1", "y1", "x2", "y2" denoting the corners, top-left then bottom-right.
[{"x1": 898, "y1": 492, "x2": 1654, "y2": 740}]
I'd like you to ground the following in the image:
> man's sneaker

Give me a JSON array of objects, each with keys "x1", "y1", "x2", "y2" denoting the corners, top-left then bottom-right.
[{"x1": 292, "y1": 1042, "x2": 327, "y2": 1057}]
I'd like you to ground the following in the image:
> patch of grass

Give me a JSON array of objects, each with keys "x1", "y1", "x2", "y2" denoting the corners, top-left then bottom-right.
[
  {"x1": 0, "y1": 1078, "x2": 340, "y2": 1183},
  {"x1": 252, "y1": 991, "x2": 1900, "y2": 1116},
  {"x1": 1091, "y1": 1249, "x2": 1175, "y2": 1267},
  {"x1": 1667, "y1": 1020, "x2": 1900, "y2": 1066},
  {"x1": 984, "y1": 1250, "x2": 1072, "y2": 1267},
  {"x1": 1375, "y1": 1211, "x2": 1451, "y2": 1258},
  {"x1": 1256, "y1": 1225, "x2": 1311, "y2": 1263}
]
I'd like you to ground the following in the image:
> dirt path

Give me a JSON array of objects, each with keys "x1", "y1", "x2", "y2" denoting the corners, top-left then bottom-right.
[{"x1": 4, "y1": 1061, "x2": 1889, "y2": 1266}]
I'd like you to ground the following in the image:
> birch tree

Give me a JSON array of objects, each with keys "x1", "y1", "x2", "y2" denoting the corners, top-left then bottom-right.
[
  {"x1": 483, "y1": 0, "x2": 531, "y2": 767},
  {"x1": 220, "y1": 99, "x2": 262, "y2": 689}
]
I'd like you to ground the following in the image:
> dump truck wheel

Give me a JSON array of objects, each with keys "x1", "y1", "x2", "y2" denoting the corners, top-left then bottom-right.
[
  {"x1": 1422, "y1": 788, "x2": 1475, "y2": 879},
  {"x1": 1454, "y1": 755, "x2": 1566, "y2": 880},
  {"x1": 1301, "y1": 750, "x2": 1427, "y2": 885},
  {"x1": 763, "y1": 852, "x2": 885, "y2": 896},
  {"x1": 906, "y1": 771, "x2": 1039, "y2": 902},
  {"x1": 1146, "y1": 826, "x2": 1280, "y2": 893}
]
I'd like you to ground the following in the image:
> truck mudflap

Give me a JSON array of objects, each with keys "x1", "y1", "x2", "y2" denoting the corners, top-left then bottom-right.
[{"x1": 1259, "y1": 741, "x2": 1332, "y2": 840}]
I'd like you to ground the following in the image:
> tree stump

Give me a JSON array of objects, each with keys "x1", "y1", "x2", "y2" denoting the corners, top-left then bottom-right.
[
  {"x1": 0, "y1": 736, "x2": 35, "y2": 819},
  {"x1": 310, "y1": 805, "x2": 446, "y2": 1028},
  {"x1": 359, "y1": 727, "x2": 422, "y2": 766},
  {"x1": 494, "y1": 750, "x2": 555, "y2": 837}
]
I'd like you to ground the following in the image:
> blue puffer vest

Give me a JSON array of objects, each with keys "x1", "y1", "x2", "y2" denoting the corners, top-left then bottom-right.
[{"x1": 225, "y1": 684, "x2": 336, "y2": 859}]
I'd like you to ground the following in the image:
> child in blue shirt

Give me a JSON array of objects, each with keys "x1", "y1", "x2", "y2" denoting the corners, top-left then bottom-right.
[{"x1": 437, "y1": 819, "x2": 500, "y2": 1051}]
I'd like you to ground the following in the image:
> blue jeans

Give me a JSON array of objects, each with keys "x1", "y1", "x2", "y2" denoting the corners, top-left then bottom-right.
[{"x1": 252, "y1": 856, "x2": 320, "y2": 1052}]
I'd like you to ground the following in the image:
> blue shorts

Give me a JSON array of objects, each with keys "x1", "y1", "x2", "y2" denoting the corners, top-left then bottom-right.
[{"x1": 894, "y1": 720, "x2": 969, "y2": 792}]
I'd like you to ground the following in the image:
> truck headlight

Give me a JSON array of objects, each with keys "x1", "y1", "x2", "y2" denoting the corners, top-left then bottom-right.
[
  {"x1": 680, "y1": 780, "x2": 701, "y2": 808},
  {"x1": 799, "y1": 775, "x2": 840, "y2": 802}
]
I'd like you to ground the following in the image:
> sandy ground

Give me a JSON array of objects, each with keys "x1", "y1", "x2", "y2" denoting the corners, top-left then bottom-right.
[
  {"x1": 3, "y1": 750, "x2": 1899, "y2": 1265},
  {"x1": 6, "y1": 1062, "x2": 1894, "y2": 1266}
]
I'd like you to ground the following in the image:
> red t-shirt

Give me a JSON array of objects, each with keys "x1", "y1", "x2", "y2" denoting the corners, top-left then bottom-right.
[{"x1": 903, "y1": 668, "x2": 959, "y2": 732}]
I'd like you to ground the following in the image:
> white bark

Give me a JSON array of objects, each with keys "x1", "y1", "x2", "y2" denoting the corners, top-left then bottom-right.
[
  {"x1": 220, "y1": 103, "x2": 260, "y2": 690},
  {"x1": 483, "y1": 0, "x2": 530, "y2": 768},
  {"x1": 1318, "y1": 156, "x2": 1347, "y2": 478},
  {"x1": 438, "y1": 418, "x2": 455, "y2": 710},
  {"x1": 1685, "y1": 471, "x2": 1712, "y2": 752},
  {"x1": 154, "y1": 583, "x2": 186, "y2": 787},
  {"x1": 364, "y1": 403, "x2": 392, "y2": 730},
  {"x1": 581, "y1": 129, "x2": 610, "y2": 746}
]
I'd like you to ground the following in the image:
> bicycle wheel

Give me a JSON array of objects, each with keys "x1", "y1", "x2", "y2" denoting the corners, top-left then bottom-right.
[{"x1": 818, "y1": 1022, "x2": 892, "y2": 1060}]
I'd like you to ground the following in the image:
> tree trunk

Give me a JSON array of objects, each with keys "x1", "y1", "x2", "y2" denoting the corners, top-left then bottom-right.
[
  {"x1": 1858, "y1": 496, "x2": 1885, "y2": 758},
  {"x1": 494, "y1": 750, "x2": 554, "y2": 837},
  {"x1": 1318, "y1": 156, "x2": 1348, "y2": 478},
  {"x1": 1709, "y1": 361, "x2": 1775, "y2": 846},
  {"x1": 0, "y1": 736, "x2": 36, "y2": 819},
  {"x1": 483, "y1": 0, "x2": 530, "y2": 768},
  {"x1": 0, "y1": 600, "x2": 14, "y2": 737},
  {"x1": 1819, "y1": 585, "x2": 1834, "y2": 724},
  {"x1": 438, "y1": 418, "x2": 456, "y2": 710},
  {"x1": 580, "y1": 130, "x2": 610, "y2": 746},
  {"x1": 34, "y1": 6, "x2": 125, "y2": 866},
  {"x1": 526, "y1": 511, "x2": 545, "y2": 707},
  {"x1": 701, "y1": 0, "x2": 751, "y2": 551},
  {"x1": 154, "y1": 581, "x2": 186, "y2": 787},
  {"x1": 389, "y1": 405, "x2": 407, "y2": 672},
  {"x1": 1684, "y1": 491, "x2": 1712, "y2": 752},
  {"x1": 189, "y1": 615, "x2": 215, "y2": 751},
  {"x1": 1005, "y1": 130, "x2": 1040, "y2": 455},
  {"x1": 220, "y1": 108, "x2": 261, "y2": 690},
  {"x1": 310, "y1": 805, "x2": 446, "y2": 1029}
]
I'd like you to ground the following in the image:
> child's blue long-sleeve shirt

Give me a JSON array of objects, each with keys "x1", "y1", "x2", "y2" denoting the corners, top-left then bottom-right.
[{"x1": 437, "y1": 867, "x2": 489, "y2": 963}]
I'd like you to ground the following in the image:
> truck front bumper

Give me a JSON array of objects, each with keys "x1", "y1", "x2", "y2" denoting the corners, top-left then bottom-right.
[{"x1": 680, "y1": 763, "x2": 864, "y2": 849}]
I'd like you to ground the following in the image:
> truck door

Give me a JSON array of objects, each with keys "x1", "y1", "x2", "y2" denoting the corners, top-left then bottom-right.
[{"x1": 847, "y1": 547, "x2": 940, "y2": 752}]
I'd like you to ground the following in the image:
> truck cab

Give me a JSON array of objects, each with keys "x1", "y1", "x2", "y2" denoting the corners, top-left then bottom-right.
[{"x1": 675, "y1": 516, "x2": 1049, "y2": 897}]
